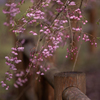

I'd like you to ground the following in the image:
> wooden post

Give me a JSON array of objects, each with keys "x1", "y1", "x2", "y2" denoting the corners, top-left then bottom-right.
[
  {"x1": 36, "y1": 77, "x2": 54, "y2": 100},
  {"x1": 54, "y1": 72, "x2": 86, "y2": 100},
  {"x1": 87, "y1": 1, "x2": 97, "y2": 53},
  {"x1": 35, "y1": 64, "x2": 60, "y2": 100},
  {"x1": 40, "y1": 65, "x2": 60, "y2": 87}
]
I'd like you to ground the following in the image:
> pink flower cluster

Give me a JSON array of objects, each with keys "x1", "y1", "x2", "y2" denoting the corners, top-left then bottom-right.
[
  {"x1": 42, "y1": 0, "x2": 51, "y2": 7},
  {"x1": 3, "y1": 3, "x2": 20, "y2": 17},
  {"x1": 3, "y1": 2, "x2": 20, "y2": 26},
  {"x1": 5, "y1": 72, "x2": 13, "y2": 81},
  {"x1": 69, "y1": 8, "x2": 86, "y2": 24},
  {"x1": 1, "y1": 46, "x2": 25, "y2": 90},
  {"x1": 14, "y1": 77, "x2": 28, "y2": 88},
  {"x1": 1, "y1": 81, "x2": 9, "y2": 90},
  {"x1": 26, "y1": 9, "x2": 45, "y2": 20},
  {"x1": 42, "y1": 49, "x2": 53, "y2": 58},
  {"x1": 66, "y1": 47, "x2": 78, "y2": 60},
  {"x1": 30, "y1": 31, "x2": 37, "y2": 35},
  {"x1": 82, "y1": 34, "x2": 97, "y2": 47},
  {"x1": 16, "y1": 71, "x2": 24, "y2": 77},
  {"x1": 36, "y1": 65, "x2": 50, "y2": 75},
  {"x1": 13, "y1": 27, "x2": 25, "y2": 33}
]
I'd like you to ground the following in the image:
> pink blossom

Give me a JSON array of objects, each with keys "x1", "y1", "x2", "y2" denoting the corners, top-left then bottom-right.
[
  {"x1": 17, "y1": 47, "x2": 24, "y2": 51},
  {"x1": 14, "y1": 83, "x2": 18, "y2": 88},
  {"x1": 41, "y1": 73, "x2": 44, "y2": 75},
  {"x1": 6, "y1": 86, "x2": 9, "y2": 90},
  {"x1": 11, "y1": 51, "x2": 18, "y2": 55},
  {"x1": 69, "y1": 1, "x2": 76, "y2": 6},
  {"x1": 95, "y1": 43, "x2": 97, "y2": 47},
  {"x1": 47, "y1": 68, "x2": 50, "y2": 70},
  {"x1": 40, "y1": 29, "x2": 43, "y2": 32},
  {"x1": 3, "y1": 22, "x2": 9, "y2": 26},
  {"x1": 66, "y1": 55, "x2": 68, "y2": 58},
  {"x1": 5, "y1": 56, "x2": 9, "y2": 60},
  {"x1": 30, "y1": 31, "x2": 37, "y2": 35},
  {"x1": 15, "y1": 60, "x2": 22, "y2": 64}
]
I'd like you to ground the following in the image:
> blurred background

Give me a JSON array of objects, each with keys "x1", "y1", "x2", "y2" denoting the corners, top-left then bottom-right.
[{"x1": 0, "y1": 0, "x2": 100, "y2": 100}]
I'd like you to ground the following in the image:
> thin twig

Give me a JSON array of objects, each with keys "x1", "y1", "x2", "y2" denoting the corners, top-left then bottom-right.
[
  {"x1": 72, "y1": 0, "x2": 84, "y2": 71},
  {"x1": 15, "y1": 84, "x2": 31, "y2": 100},
  {"x1": 72, "y1": 31, "x2": 83, "y2": 71},
  {"x1": 79, "y1": 0, "x2": 83, "y2": 10}
]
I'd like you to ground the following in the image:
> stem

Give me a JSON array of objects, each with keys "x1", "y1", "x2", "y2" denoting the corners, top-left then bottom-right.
[{"x1": 72, "y1": 31, "x2": 83, "y2": 71}]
